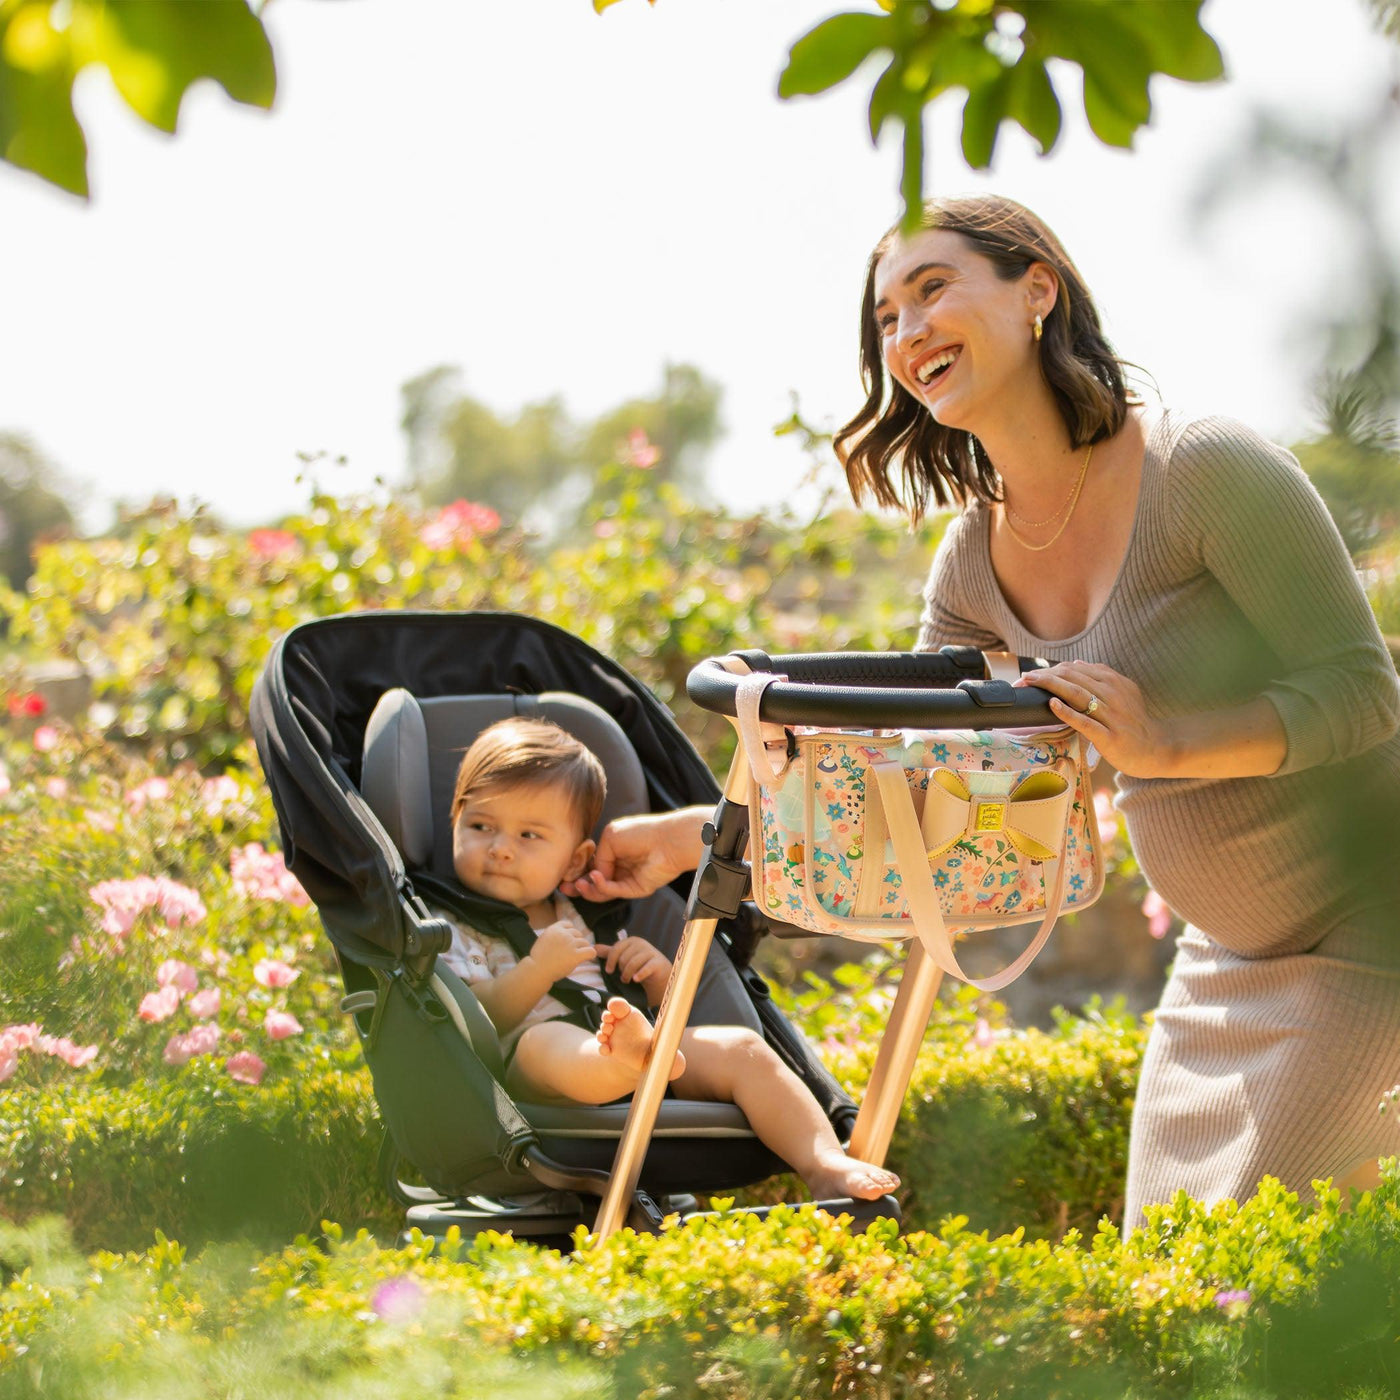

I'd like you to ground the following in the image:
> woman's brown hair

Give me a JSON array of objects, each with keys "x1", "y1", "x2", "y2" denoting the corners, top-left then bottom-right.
[{"x1": 835, "y1": 194, "x2": 1129, "y2": 521}]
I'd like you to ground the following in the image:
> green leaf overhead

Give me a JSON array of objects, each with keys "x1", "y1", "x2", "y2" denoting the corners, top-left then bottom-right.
[
  {"x1": 779, "y1": 11, "x2": 891, "y2": 97},
  {"x1": 0, "y1": 2, "x2": 87, "y2": 195},
  {"x1": 0, "y1": 0, "x2": 274, "y2": 198},
  {"x1": 84, "y1": 0, "x2": 275, "y2": 134},
  {"x1": 779, "y1": 0, "x2": 1224, "y2": 223}
]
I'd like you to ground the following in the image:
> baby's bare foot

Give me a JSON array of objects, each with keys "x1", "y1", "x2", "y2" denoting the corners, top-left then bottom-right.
[
  {"x1": 806, "y1": 1153, "x2": 901, "y2": 1203},
  {"x1": 596, "y1": 997, "x2": 686, "y2": 1081}
]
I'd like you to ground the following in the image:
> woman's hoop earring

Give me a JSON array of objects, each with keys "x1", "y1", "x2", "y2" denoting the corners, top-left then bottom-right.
[{"x1": 1033, "y1": 314, "x2": 1043, "y2": 343}]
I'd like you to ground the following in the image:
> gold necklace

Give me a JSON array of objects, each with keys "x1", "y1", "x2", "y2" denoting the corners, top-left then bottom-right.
[
  {"x1": 1001, "y1": 444, "x2": 1094, "y2": 552},
  {"x1": 1005, "y1": 455, "x2": 1084, "y2": 527}
]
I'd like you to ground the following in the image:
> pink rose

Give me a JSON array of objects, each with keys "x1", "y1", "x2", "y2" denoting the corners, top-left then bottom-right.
[
  {"x1": 200, "y1": 775, "x2": 241, "y2": 817},
  {"x1": 51, "y1": 1037, "x2": 98, "y2": 1068},
  {"x1": 419, "y1": 499, "x2": 502, "y2": 551},
  {"x1": 247, "y1": 529, "x2": 299, "y2": 561},
  {"x1": 33, "y1": 726, "x2": 59, "y2": 753},
  {"x1": 188, "y1": 988, "x2": 221, "y2": 1019},
  {"x1": 253, "y1": 958, "x2": 299, "y2": 989},
  {"x1": 0, "y1": 1050, "x2": 16, "y2": 1082},
  {"x1": 155, "y1": 880, "x2": 207, "y2": 927},
  {"x1": 2, "y1": 1023, "x2": 40, "y2": 1052},
  {"x1": 43, "y1": 778, "x2": 68, "y2": 800},
  {"x1": 1142, "y1": 889, "x2": 1173, "y2": 940},
  {"x1": 371, "y1": 1275, "x2": 424, "y2": 1322},
  {"x1": 225, "y1": 1050, "x2": 267, "y2": 1085},
  {"x1": 163, "y1": 1022, "x2": 219, "y2": 1067},
  {"x1": 90, "y1": 876, "x2": 206, "y2": 937},
  {"x1": 1093, "y1": 789, "x2": 1119, "y2": 849},
  {"x1": 264, "y1": 1009, "x2": 303, "y2": 1041},
  {"x1": 125, "y1": 777, "x2": 171, "y2": 811},
  {"x1": 621, "y1": 427, "x2": 661, "y2": 470},
  {"x1": 970, "y1": 1017, "x2": 996, "y2": 1050},
  {"x1": 231, "y1": 844, "x2": 309, "y2": 908},
  {"x1": 184, "y1": 1023, "x2": 220, "y2": 1056},
  {"x1": 156, "y1": 959, "x2": 198, "y2": 996},
  {"x1": 139, "y1": 986, "x2": 181, "y2": 1023}
]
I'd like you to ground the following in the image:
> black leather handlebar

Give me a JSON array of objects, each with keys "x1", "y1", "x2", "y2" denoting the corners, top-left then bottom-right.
[{"x1": 686, "y1": 648, "x2": 1058, "y2": 729}]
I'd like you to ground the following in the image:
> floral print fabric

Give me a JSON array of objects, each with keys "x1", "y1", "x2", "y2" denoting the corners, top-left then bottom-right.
[{"x1": 750, "y1": 726, "x2": 1101, "y2": 940}]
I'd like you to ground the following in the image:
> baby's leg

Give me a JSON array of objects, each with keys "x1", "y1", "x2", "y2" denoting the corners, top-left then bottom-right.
[
  {"x1": 506, "y1": 1021, "x2": 641, "y2": 1105},
  {"x1": 512, "y1": 1008, "x2": 691, "y2": 1103},
  {"x1": 673, "y1": 1025, "x2": 899, "y2": 1203}
]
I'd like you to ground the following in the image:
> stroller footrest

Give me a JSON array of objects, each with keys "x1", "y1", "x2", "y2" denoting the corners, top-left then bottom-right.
[{"x1": 682, "y1": 1193, "x2": 901, "y2": 1231}]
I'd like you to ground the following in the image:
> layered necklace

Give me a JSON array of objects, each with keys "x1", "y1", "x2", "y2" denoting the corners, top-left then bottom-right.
[{"x1": 1001, "y1": 443, "x2": 1094, "y2": 552}]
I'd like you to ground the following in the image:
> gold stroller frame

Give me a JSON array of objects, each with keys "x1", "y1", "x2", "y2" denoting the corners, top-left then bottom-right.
[{"x1": 594, "y1": 647, "x2": 1052, "y2": 1239}]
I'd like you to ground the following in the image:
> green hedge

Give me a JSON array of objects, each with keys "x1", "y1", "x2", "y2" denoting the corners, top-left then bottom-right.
[
  {"x1": 0, "y1": 1066, "x2": 393, "y2": 1253},
  {"x1": 5, "y1": 1172, "x2": 1400, "y2": 1400},
  {"x1": 3, "y1": 983, "x2": 1143, "y2": 1252}
]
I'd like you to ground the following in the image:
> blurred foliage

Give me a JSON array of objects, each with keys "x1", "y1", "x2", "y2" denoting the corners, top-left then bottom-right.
[
  {"x1": 9, "y1": 1171, "x2": 1400, "y2": 1398},
  {"x1": 773, "y1": 0, "x2": 1224, "y2": 226},
  {"x1": 1366, "y1": 530, "x2": 1400, "y2": 636},
  {"x1": 1367, "y1": 0, "x2": 1400, "y2": 40},
  {"x1": 0, "y1": 434, "x2": 72, "y2": 590},
  {"x1": 1293, "y1": 389, "x2": 1400, "y2": 555},
  {"x1": 0, "y1": 0, "x2": 274, "y2": 198},
  {"x1": 402, "y1": 363, "x2": 722, "y2": 525},
  {"x1": 1196, "y1": 70, "x2": 1400, "y2": 554},
  {"x1": 0, "y1": 475, "x2": 942, "y2": 768}
]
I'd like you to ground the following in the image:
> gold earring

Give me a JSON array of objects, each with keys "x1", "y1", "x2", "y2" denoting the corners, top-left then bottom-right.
[{"x1": 1033, "y1": 313, "x2": 1043, "y2": 343}]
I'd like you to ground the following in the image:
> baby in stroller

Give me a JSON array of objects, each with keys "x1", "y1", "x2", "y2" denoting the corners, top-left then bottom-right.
[{"x1": 436, "y1": 715, "x2": 901, "y2": 1204}]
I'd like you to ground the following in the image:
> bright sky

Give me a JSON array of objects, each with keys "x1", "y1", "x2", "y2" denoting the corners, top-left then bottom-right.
[{"x1": 2, "y1": 0, "x2": 1396, "y2": 530}]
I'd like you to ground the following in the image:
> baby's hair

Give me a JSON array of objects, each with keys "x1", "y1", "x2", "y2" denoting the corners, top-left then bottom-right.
[{"x1": 450, "y1": 717, "x2": 606, "y2": 839}]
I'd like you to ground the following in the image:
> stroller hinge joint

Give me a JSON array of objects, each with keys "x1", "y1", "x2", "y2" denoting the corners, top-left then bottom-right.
[
  {"x1": 397, "y1": 883, "x2": 454, "y2": 979},
  {"x1": 685, "y1": 797, "x2": 751, "y2": 921}
]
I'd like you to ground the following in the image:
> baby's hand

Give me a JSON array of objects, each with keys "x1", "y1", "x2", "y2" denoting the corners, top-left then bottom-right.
[
  {"x1": 529, "y1": 920, "x2": 602, "y2": 982},
  {"x1": 601, "y1": 936, "x2": 674, "y2": 1006}
]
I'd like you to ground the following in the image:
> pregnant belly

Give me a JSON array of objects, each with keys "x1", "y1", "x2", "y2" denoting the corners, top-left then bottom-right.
[{"x1": 1116, "y1": 772, "x2": 1372, "y2": 957}]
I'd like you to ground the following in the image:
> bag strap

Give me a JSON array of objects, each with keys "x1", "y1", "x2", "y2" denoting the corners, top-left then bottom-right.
[
  {"x1": 869, "y1": 736, "x2": 1084, "y2": 992},
  {"x1": 732, "y1": 668, "x2": 789, "y2": 788}
]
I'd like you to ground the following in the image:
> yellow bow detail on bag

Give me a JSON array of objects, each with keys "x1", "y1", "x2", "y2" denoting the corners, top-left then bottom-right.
[{"x1": 920, "y1": 768, "x2": 1071, "y2": 862}]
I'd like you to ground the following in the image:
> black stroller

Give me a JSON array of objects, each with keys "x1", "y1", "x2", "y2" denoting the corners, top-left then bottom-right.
[{"x1": 250, "y1": 611, "x2": 901, "y2": 1241}]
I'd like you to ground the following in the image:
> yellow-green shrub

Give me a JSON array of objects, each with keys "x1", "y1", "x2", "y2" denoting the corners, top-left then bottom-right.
[{"x1": 5, "y1": 1173, "x2": 1400, "y2": 1399}]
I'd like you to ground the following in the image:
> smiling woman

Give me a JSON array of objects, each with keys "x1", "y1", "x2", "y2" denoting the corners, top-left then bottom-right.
[
  {"x1": 839, "y1": 195, "x2": 1127, "y2": 523},
  {"x1": 830, "y1": 191, "x2": 1400, "y2": 1229}
]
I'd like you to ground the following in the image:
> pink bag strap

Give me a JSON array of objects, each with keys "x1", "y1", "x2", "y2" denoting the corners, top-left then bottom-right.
[
  {"x1": 869, "y1": 737, "x2": 1083, "y2": 992},
  {"x1": 732, "y1": 669, "x2": 789, "y2": 789}
]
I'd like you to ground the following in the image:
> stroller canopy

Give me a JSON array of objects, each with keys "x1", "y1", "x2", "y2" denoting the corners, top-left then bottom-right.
[{"x1": 250, "y1": 610, "x2": 721, "y2": 968}]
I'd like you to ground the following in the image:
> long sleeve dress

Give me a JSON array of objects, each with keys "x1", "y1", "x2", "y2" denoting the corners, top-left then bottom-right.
[{"x1": 914, "y1": 409, "x2": 1400, "y2": 1226}]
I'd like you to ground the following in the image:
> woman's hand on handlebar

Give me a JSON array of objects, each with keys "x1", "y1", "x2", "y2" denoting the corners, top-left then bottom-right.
[
  {"x1": 1013, "y1": 660, "x2": 1171, "y2": 778},
  {"x1": 560, "y1": 806, "x2": 710, "y2": 902}
]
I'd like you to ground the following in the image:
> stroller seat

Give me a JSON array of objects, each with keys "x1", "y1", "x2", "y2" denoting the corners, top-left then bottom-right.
[
  {"x1": 360, "y1": 685, "x2": 757, "y2": 1144},
  {"x1": 250, "y1": 611, "x2": 866, "y2": 1241}
]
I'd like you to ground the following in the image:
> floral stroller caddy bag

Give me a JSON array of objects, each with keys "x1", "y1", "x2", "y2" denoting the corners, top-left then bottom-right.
[
  {"x1": 594, "y1": 646, "x2": 1105, "y2": 1233},
  {"x1": 734, "y1": 657, "x2": 1104, "y2": 992}
]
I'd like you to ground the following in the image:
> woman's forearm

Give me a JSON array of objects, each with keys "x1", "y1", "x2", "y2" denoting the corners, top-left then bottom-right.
[{"x1": 1155, "y1": 696, "x2": 1288, "y2": 779}]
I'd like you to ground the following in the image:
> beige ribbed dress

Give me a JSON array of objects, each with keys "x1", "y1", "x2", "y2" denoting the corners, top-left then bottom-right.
[{"x1": 915, "y1": 410, "x2": 1400, "y2": 1226}]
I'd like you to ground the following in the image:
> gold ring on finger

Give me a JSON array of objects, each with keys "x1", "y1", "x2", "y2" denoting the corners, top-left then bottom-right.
[{"x1": 1084, "y1": 693, "x2": 1101, "y2": 716}]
